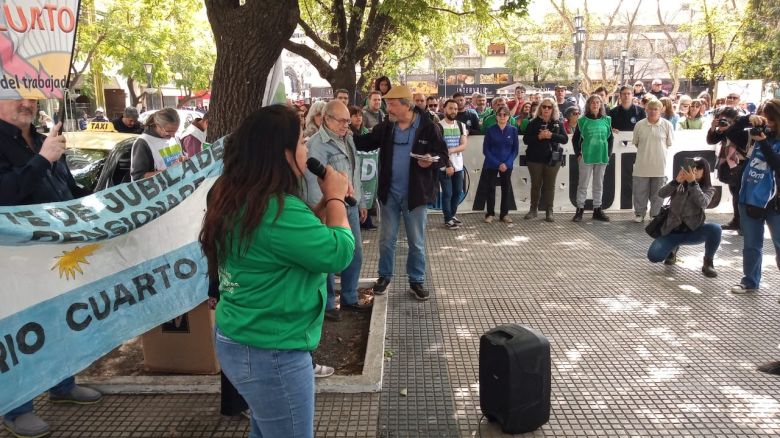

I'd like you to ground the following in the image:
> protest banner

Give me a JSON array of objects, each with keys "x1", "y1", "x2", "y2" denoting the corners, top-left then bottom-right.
[{"x1": 0, "y1": 140, "x2": 224, "y2": 414}]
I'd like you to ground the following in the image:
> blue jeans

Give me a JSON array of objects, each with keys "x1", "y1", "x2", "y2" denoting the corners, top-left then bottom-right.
[
  {"x1": 378, "y1": 192, "x2": 428, "y2": 284},
  {"x1": 647, "y1": 223, "x2": 722, "y2": 262},
  {"x1": 325, "y1": 205, "x2": 363, "y2": 309},
  {"x1": 738, "y1": 204, "x2": 780, "y2": 289},
  {"x1": 438, "y1": 170, "x2": 464, "y2": 222},
  {"x1": 3, "y1": 377, "x2": 75, "y2": 420},
  {"x1": 215, "y1": 327, "x2": 314, "y2": 438}
]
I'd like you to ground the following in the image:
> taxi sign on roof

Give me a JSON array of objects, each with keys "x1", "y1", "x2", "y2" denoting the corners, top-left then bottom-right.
[{"x1": 86, "y1": 121, "x2": 116, "y2": 132}]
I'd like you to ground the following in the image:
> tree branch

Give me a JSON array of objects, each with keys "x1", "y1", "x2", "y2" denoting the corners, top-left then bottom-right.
[
  {"x1": 284, "y1": 40, "x2": 336, "y2": 82},
  {"x1": 298, "y1": 17, "x2": 339, "y2": 55}
]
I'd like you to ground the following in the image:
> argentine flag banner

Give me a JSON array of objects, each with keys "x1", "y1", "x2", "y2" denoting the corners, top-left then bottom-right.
[{"x1": 0, "y1": 140, "x2": 224, "y2": 414}]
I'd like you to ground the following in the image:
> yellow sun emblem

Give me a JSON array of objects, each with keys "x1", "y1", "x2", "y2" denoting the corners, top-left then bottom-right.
[{"x1": 52, "y1": 244, "x2": 102, "y2": 280}]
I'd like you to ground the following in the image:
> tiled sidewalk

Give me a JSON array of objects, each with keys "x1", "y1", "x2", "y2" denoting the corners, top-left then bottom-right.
[{"x1": 4, "y1": 212, "x2": 780, "y2": 437}]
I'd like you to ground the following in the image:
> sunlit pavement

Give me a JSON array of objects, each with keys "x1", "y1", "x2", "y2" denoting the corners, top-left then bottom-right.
[{"x1": 6, "y1": 212, "x2": 779, "y2": 437}]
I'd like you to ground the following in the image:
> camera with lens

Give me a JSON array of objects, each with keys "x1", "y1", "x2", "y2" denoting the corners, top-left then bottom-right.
[
  {"x1": 744, "y1": 124, "x2": 769, "y2": 136},
  {"x1": 717, "y1": 118, "x2": 730, "y2": 127}
]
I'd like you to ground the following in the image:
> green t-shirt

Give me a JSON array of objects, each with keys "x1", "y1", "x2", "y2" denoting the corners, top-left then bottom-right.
[
  {"x1": 216, "y1": 195, "x2": 355, "y2": 351},
  {"x1": 481, "y1": 113, "x2": 517, "y2": 134},
  {"x1": 577, "y1": 116, "x2": 612, "y2": 164}
]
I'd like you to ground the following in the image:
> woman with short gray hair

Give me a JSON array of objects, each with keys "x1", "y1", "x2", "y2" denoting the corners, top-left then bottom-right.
[
  {"x1": 303, "y1": 101, "x2": 326, "y2": 137},
  {"x1": 130, "y1": 108, "x2": 183, "y2": 181}
]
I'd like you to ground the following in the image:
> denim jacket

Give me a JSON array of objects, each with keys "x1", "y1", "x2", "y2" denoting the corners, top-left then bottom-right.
[{"x1": 303, "y1": 125, "x2": 363, "y2": 208}]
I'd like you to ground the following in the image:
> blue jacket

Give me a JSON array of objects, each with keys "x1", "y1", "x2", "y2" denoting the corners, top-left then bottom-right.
[
  {"x1": 740, "y1": 137, "x2": 780, "y2": 208},
  {"x1": 482, "y1": 123, "x2": 519, "y2": 170}
]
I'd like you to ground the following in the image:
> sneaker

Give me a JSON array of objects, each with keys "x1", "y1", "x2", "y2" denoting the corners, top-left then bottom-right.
[
  {"x1": 341, "y1": 301, "x2": 373, "y2": 312},
  {"x1": 324, "y1": 308, "x2": 341, "y2": 321},
  {"x1": 484, "y1": 215, "x2": 494, "y2": 224},
  {"x1": 721, "y1": 220, "x2": 740, "y2": 231},
  {"x1": 371, "y1": 277, "x2": 390, "y2": 295},
  {"x1": 408, "y1": 283, "x2": 430, "y2": 301},
  {"x1": 445, "y1": 219, "x2": 460, "y2": 230},
  {"x1": 3, "y1": 413, "x2": 50, "y2": 438},
  {"x1": 49, "y1": 385, "x2": 102, "y2": 405},
  {"x1": 451, "y1": 216, "x2": 462, "y2": 225},
  {"x1": 663, "y1": 247, "x2": 678, "y2": 265},
  {"x1": 633, "y1": 214, "x2": 644, "y2": 223},
  {"x1": 524, "y1": 210, "x2": 538, "y2": 220},
  {"x1": 592, "y1": 208, "x2": 610, "y2": 222},
  {"x1": 313, "y1": 364, "x2": 334, "y2": 378},
  {"x1": 730, "y1": 284, "x2": 757, "y2": 294},
  {"x1": 500, "y1": 215, "x2": 513, "y2": 224},
  {"x1": 572, "y1": 208, "x2": 584, "y2": 222}
]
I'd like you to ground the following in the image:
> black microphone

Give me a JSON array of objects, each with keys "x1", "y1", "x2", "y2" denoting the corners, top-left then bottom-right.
[{"x1": 306, "y1": 157, "x2": 357, "y2": 207}]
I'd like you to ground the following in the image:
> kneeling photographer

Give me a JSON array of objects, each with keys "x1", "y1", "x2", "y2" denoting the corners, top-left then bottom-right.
[
  {"x1": 731, "y1": 99, "x2": 780, "y2": 294},
  {"x1": 646, "y1": 157, "x2": 721, "y2": 278},
  {"x1": 707, "y1": 107, "x2": 747, "y2": 231}
]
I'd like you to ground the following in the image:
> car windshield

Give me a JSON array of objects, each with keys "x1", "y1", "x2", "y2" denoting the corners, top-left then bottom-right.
[{"x1": 66, "y1": 149, "x2": 108, "y2": 172}]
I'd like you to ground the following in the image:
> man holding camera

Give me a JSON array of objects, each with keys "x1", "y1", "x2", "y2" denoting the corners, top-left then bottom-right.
[{"x1": 707, "y1": 107, "x2": 747, "y2": 231}]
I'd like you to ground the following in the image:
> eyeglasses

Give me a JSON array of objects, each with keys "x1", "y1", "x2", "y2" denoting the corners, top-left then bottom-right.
[
  {"x1": 428, "y1": 104, "x2": 438, "y2": 108},
  {"x1": 571, "y1": 112, "x2": 580, "y2": 116},
  {"x1": 540, "y1": 105, "x2": 553, "y2": 110},
  {"x1": 327, "y1": 115, "x2": 351, "y2": 125},
  {"x1": 688, "y1": 157, "x2": 705, "y2": 169}
]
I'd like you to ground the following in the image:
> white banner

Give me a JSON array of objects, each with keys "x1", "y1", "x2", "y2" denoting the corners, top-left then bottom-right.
[{"x1": 0, "y1": 141, "x2": 224, "y2": 414}]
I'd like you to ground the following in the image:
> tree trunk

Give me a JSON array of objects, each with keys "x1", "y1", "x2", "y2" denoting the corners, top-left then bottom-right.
[
  {"x1": 205, "y1": 0, "x2": 299, "y2": 142},
  {"x1": 127, "y1": 77, "x2": 141, "y2": 107},
  {"x1": 329, "y1": 62, "x2": 359, "y2": 105}
]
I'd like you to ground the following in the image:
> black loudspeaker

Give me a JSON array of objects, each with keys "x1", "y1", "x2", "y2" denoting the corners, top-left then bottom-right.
[{"x1": 479, "y1": 324, "x2": 551, "y2": 434}]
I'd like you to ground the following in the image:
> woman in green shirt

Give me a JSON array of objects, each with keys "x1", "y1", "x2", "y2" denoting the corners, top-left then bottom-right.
[
  {"x1": 679, "y1": 98, "x2": 705, "y2": 130},
  {"x1": 572, "y1": 94, "x2": 613, "y2": 222},
  {"x1": 200, "y1": 105, "x2": 355, "y2": 438}
]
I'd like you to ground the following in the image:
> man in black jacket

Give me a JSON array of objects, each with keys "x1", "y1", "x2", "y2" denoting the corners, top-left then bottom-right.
[
  {"x1": 610, "y1": 85, "x2": 646, "y2": 132},
  {"x1": 354, "y1": 86, "x2": 449, "y2": 301},
  {"x1": 0, "y1": 99, "x2": 100, "y2": 437},
  {"x1": 707, "y1": 107, "x2": 747, "y2": 231}
]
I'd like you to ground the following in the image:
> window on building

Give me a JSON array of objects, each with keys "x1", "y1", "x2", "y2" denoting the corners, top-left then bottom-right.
[{"x1": 487, "y1": 43, "x2": 506, "y2": 55}]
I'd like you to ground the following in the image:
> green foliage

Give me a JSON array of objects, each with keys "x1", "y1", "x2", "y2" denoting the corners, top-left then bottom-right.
[
  {"x1": 722, "y1": 0, "x2": 780, "y2": 81},
  {"x1": 499, "y1": 14, "x2": 571, "y2": 86},
  {"x1": 293, "y1": 0, "x2": 530, "y2": 91},
  {"x1": 678, "y1": 0, "x2": 741, "y2": 82},
  {"x1": 73, "y1": 0, "x2": 216, "y2": 101}
]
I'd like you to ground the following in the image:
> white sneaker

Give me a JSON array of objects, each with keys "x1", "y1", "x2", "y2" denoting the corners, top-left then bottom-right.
[
  {"x1": 730, "y1": 284, "x2": 757, "y2": 294},
  {"x1": 633, "y1": 214, "x2": 644, "y2": 223},
  {"x1": 313, "y1": 364, "x2": 334, "y2": 378},
  {"x1": 445, "y1": 220, "x2": 460, "y2": 230}
]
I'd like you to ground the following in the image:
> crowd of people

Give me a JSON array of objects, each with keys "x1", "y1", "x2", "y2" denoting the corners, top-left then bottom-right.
[{"x1": 2, "y1": 72, "x2": 778, "y2": 437}]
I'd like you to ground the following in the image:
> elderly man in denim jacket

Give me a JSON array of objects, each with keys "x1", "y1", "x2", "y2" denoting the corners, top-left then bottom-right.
[{"x1": 304, "y1": 101, "x2": 371, "y2": 320}]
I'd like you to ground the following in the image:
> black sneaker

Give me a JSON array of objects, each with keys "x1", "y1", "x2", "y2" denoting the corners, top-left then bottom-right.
[
  {"x1": 721, "y1": 220, "x2": 740, "y2": 231},
  {"x1": 324, "y1": 308, "x2": 341, "y2": 321},
  {"x1": 408, "y1": 283, "x2": 430, "y2": 301},
  {"x1": 372, "y1": 277, "x2": 390, "y2": 295},
  {"x1": 451, "y1": 216, "x2": 462, "y2": 225},
  {"x1": 341, "y1": 301, "x2": 373, "y2": 312}
]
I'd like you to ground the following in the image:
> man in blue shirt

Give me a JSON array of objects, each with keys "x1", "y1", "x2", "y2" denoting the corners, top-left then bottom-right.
[{"x1": 354, "y1": 86, "x2": 449, "y2": 301}]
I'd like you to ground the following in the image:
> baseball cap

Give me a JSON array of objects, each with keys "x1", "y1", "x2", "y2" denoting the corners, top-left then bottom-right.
[
  {"x1": 382, "y1": 85, "x2": 413, "y2": 100},
  {"x1": 555, "y1": 85, "x2": 567, "y2": 91},
  {"x1": 95, "y1": 107, "x2": 104, "y2": 114}
]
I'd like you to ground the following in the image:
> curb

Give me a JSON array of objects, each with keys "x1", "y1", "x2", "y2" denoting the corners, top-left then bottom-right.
[{"x1": 79, "y1": 279, "x2": 386, "y2": 394}]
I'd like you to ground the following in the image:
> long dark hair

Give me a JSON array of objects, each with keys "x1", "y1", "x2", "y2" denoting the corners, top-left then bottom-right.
[
  {"x1": 199, "y1": 105, "x2": 301, "y2": 278},
  {"x1": 374, "y1": 76, "x2": 392, "y2": 92},
  {"x1": 692, "y1": 157, "x2": 713, "y2": 189}
]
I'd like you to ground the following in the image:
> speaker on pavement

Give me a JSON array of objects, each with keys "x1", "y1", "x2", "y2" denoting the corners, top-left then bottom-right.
[{"x1": 479, "y1": 324, "x2": 551, "y2": 434}]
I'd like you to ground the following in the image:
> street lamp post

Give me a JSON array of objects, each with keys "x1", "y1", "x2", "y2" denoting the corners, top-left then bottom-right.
[
  {"x1": 628, "y1": 57, "x2": 635, "y2": 84},
  {"x1": 619, "y1": 49, "x2": 628, "y2": 86},
  {"x1": 572, "y1": 14, "x2": 586, "y2": 102},
  {"x1": 143, "y1": 63, "x2": 153, "y2": 110},
  {"x1": 612, "y1": 50, "x2": 634, "y2": 88}
]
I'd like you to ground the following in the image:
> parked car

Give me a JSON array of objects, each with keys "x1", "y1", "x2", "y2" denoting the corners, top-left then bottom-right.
[
  {"x1": 138, "y1": 109, "x2": 204, "y2": 139},
  {"x1": 64, "y1": 131, "x2": 138, "y2": 192}
]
